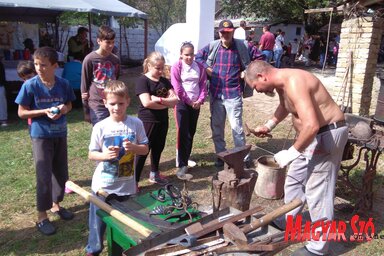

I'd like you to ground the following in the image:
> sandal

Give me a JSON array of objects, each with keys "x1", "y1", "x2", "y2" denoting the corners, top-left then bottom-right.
[
  {"x1": 36, "y1": 219, "x2": 56, "y2": 235},
  {"x1": 51, "y1": 207, "x2": 74, "y2": 220}
]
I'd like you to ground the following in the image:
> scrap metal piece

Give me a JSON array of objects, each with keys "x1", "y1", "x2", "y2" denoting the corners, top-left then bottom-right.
[
  {"x1": 149, "y1": 205, "x2": 174, "y2": 216},
  {"x1": 167, "y1": 205, "x2": 264, "y2": 247},
  {"x1": 144, "y1": 236, "x2": 224, "y2": 256}
]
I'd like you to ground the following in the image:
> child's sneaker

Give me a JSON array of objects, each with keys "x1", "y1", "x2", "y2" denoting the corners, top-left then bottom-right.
[{"x1": 149, "y1": 172, "x2": 168, "y2": 185}]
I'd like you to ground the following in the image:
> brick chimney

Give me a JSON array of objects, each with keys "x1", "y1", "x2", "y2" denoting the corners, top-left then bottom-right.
[{"x1": 332, "y1": 17, "x2": 384, "y2": 116}]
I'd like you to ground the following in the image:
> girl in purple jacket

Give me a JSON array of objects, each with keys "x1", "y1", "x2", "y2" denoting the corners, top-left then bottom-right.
[{"x1": 171, "y1": 42, "x2": 207, "y2": 177}]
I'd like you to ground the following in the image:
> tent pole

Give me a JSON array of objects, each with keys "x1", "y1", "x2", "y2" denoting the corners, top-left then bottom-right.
[
  {"x1": 54, "y1": 18, "x2": 60, "y2": 51},
  {"x1": 144, "y1": 19, "x2": 148, "y2": 59},
  {"x1": 88, "y1": 13, "x2": 92, "y2": 50},
  {"x1": 119, "y1": 22, "x2": 122, "y2": 60},
  {"x1": 322, "y1": 9, "x2": 333, "y2": 74}
]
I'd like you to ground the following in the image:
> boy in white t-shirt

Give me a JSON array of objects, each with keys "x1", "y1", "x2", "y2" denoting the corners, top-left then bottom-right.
[{"x1": 85, "y1": 80, "x2": 149, "y2": 256}]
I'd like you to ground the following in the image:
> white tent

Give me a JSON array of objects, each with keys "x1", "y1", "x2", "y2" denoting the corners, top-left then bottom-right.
[
  {"x1": 0, "y1": 0, "x2": 149, "y2": 57},
  {"x1": 0, "y1": 0, "x2": 147, "y2": 23}
]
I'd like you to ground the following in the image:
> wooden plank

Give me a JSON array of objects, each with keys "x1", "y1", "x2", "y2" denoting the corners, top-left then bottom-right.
[
  {"x1": 305, "y1": 7, "x2": 334, "y2": 13},
  {"x1": 305, "y1": 6, "x2": 345, "y2": 14},
  {"x1": 359, "y1": 0, "x2": 384, "y2": 7}
]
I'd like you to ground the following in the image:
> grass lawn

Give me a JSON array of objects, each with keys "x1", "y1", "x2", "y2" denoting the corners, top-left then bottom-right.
[{"x1": 1, "y1": 67, "x2": 384, "y2": 255}]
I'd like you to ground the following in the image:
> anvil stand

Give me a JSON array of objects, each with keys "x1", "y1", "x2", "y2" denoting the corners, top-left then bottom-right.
[
  {"x1": 339, "y1": 132, "x2": 383, "y2": 214},
  {"x1": 212, "y1": 145, "x2": 257, "y2": 212},
  {"x1": 338, "y1": 114, "x2": 383, "y2": 215}
]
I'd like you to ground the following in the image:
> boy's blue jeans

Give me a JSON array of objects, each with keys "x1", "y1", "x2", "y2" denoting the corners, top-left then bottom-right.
[{"x1": 85, "y1": 194, "x2": 106, "y2": 255}]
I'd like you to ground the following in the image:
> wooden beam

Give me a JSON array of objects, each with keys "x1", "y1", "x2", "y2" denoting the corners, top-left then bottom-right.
[
  {"x1": 215, "y1": 7, "x2": 224, "y2": 19},
  {"x1": 144, "y1": 19, "x2": 148, "y2": 58},
  {"x1": 359, "y1": 0, "x2": 384, "y2": 7},
  {"x1": 305, "y1": 6, "x2": 344, "y2": 14},
  {"x1": 305, "y1": 0, "x2": 384, "y2": 14},
  {"x1": 305, "y1": 7, "x2": 334, "y2": 13}
]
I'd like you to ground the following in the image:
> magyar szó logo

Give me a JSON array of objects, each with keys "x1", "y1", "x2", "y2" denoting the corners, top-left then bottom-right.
[{"x1": 284, "y1": 214, "x2": 380, "y2": 242}]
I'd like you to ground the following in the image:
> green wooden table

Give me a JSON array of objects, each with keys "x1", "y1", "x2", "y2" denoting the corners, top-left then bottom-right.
[{"x1": 97, "y1": 191, "x2": 200, "y2": 256}]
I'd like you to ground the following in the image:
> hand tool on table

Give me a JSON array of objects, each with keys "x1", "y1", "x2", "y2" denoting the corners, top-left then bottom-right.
[
  {"x1": 167, "y1": 205, "x2": 264, "y2": 247},
  {"x1": 181, "y1": 240, "x2": 229, "y2": 256},
  {"x1": 122, "y1": 207, "x2": 234, "y2": 255},
  {"x1": 97, "y1": 189, "x2": 184, "y2": 231},
  {"x1": 223, "y1": 198, "x2": 302, "y2": 246},
  {"x1": 144, "y1": 236, "x2": 225, "y2": 256},
  {"x1": 213, "y1": 240, "x2": 289, "y2": 254},
  {"x1": 184, "y1": 212, "x2": 234, "y2": 235},
  {"x1": 66, "y1": 181, "x2": 153, "y2": 237}
]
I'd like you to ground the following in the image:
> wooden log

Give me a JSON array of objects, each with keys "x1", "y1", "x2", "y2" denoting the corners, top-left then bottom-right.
[
  {"x1": 66, "y1": 181, "x2": 153, "y2": 237},
  {"x1": 212, "y1": 171, "x2": 257, "y2": 212}
]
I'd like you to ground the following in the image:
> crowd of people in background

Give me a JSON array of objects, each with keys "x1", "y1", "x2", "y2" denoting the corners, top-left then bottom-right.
[{"x1": 236, "y1": 21, "x2": 341, "y2": 69}]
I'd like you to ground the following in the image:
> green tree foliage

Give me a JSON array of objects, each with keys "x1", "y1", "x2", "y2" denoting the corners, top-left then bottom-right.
[
  {"x1": 59, "y1": 12, "x2": 89, "y2": 26},
  {"x1": 219, "y1": 0, "x2": 337, "y2": 27},
  {"x1": 59, "y1": 12, "x2": 110, "y2": 27},
  {"x1": 120, "y1": 0, "x2": 186, "y2": 35}
]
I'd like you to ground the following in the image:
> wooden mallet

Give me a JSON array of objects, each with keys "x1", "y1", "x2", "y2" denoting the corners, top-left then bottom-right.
[
  {"x1": 223, "y1": 198, "x2": 302, "y2": 246},
  {"x1": 65, "y1": 181, "x2": 153, "y2": 237}
]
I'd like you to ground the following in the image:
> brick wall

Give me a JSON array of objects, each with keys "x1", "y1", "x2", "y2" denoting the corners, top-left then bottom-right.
[{"x1": 332, "y1": 17, "x2": 384, "y2": 117}]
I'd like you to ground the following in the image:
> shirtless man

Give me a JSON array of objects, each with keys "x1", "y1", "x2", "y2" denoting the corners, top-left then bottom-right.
[{"x1": 245, "y1": 60, "x2": 348, "y2": 256}]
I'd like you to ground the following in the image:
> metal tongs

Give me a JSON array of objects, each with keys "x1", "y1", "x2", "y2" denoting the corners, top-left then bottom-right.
[
  {"x1": 244, "y1": 122, "x2": 273, "y2": 138},
  {"x1": 244, "y1": 122, "x2": 276, "y2": 156}
]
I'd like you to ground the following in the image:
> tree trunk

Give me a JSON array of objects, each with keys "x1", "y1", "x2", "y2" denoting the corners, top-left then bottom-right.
[{"x1": 212, "y1": 171, "x2": 257, "y2": 212}]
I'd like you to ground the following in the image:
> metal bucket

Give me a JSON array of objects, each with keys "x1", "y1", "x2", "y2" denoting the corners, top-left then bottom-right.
[
  {"x1": 254, "y1": 155, "x2": 286, "y2": 199},
  {"x1": 374, "y1": 78, "x2": 384, "y2": 124}
]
